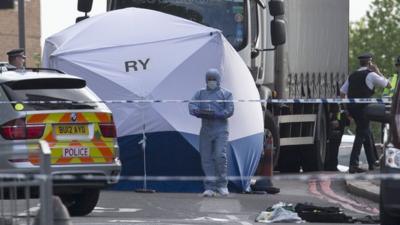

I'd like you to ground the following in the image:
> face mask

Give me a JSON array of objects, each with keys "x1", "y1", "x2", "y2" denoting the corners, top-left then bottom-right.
[{"x1": 207, "y1": 81, "x2": 218, "y2": 90}]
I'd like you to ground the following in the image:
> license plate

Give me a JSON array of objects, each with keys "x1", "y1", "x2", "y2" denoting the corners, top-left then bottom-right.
[
  {"x1": 55, "y1": 124, "x2": 89, "y2": 136},
  {"x1": 63, "y1": 147, "x2": 90, "y2": 158}
]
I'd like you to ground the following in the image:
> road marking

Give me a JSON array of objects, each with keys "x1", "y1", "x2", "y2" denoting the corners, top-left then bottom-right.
[
  {"x1": 226, "y1": 215, "x2": 238, "y2": 220},
  {"x1": 93, "y1": 207, "x2": 142, "y2": 213},
  {"x1": 321, "y1": 180, "x2": 363, "y2": 207},
  {"x1": 308, "y1": 179, "x2": 378, "y2": 215},
  {"x1": 226, "y1": 215, "x2": 253, "y2": 225},
  {"x1": 109, "y1": 219, "x2": 146, "y2": 223},
  {"x1": 309, "y1": 180, "x2": 368, "y2": 214},
  {"x1": 118, "y1": 208, "x2": 142, "y2": 212},
  {"x1": 18, "y1": 206, "x2": 40, "y2": 217},
  {"x1": 191, "y1": 217, "x2": 230, "y2": 222},
  {"x1": 199, "y1": 199, "x2": 241, "y2": 213},
  {"x1": 320, "y1": 180, "x2": 379, "y2": 215}
]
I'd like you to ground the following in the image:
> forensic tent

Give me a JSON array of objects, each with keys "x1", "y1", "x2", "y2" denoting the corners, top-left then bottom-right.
[{"x1": 42, "y1": 8, "x2": 263, "y2": 192}]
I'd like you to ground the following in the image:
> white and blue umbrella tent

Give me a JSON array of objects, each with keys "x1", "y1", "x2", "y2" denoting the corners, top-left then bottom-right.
[{"x1": 42, "y1": 8, "x2": 264, "y2": 192}]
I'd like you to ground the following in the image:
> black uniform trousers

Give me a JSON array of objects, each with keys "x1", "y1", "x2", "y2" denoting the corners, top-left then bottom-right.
[{"x1": 347, "y1": 104, "x2": 376, "y2": 169}]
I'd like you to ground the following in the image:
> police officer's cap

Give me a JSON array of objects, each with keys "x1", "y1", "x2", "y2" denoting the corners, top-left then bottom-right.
[
  {"x1": 395, "y1": 56, "x2": 400, "y2": 66},
  {"x1": 6, "y1": 48, "x2": 25, "y2": 58},
  {"x1": 357, "y1": 52, "x2": 373, "y2": 60}
]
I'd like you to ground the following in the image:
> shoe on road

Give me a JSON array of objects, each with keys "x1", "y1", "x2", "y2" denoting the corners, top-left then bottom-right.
[
  {"x1": 217, "y1": 187, "x2": 229, "y2": 196},
  {"x1": 202, "y1": 190, "x2": 216, "y2": 197},
  {"x1": 349, "y1": 167, "x2": 367, "y2": 174}
]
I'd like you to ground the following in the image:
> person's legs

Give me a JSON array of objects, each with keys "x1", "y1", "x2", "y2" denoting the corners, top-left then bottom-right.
[
  {"x1": 360, "y1": 119, "x2": 376, "y2": 170},
  {"x1": 363, "y1": 135, "x2": 376, "y2": 170},
  {"x1": 348, "y1": 106, "x2": 364, "y2": 169},
  {"x1": 199, "y1": 130, "x2": 216, "y2": 193},
  {"x1": 369, "y1": 132, "x2": 379, "y2": 162},
  {"x1": 214, "y1": 131, "x2": 228, "y2": 195}
]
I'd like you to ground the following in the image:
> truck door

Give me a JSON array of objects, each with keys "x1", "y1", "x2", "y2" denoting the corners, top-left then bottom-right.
[{"x1": 249, "y1": 0, "x2": 262, "y2": 82}]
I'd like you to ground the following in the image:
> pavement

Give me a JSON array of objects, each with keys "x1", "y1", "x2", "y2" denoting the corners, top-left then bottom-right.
[
  {"x1": 341, "y1": 135, "x2": 381, "y2": 203},
  {"x1": 345, "y1": 170, "x2": 380, "y2": 203}
]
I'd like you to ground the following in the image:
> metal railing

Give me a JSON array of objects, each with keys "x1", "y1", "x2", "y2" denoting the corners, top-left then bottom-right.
[{"x1": 0, "y1": 140, "x2": 53, "y2": 225}]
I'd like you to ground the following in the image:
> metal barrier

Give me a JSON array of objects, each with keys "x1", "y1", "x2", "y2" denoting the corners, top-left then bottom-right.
[{"x1": 0, "y1": 140, "x2": 53, "y2": 225}]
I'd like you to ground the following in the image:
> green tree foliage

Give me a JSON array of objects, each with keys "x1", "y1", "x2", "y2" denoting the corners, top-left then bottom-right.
[{"x1": 350, "y1": 0, "x2": 400, "y2": 76}]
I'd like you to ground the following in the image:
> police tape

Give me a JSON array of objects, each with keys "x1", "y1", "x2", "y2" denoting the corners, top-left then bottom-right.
[
  {"x1": 1, "y1": 173, "x2": 399, "y2": 182},
  {"x1": 0, "y1": 98, "x2": 392, "y2": 104}
]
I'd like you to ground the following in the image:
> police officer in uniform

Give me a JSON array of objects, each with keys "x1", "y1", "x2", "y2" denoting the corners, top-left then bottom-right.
[
  {"x1": 340, "y1": 53, "x2": 391, "y2": 173},
  {"x1": 383, "y1": 56, "x2": 400, "y2": 97},
  {"x1": 6, "y1": 48, "x2": 25, "y2": 70}
]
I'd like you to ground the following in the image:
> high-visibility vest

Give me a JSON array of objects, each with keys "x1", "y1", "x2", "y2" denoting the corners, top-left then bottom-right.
[{"x1": 383, "y1": 73, "x2": 398, "y2": 97}]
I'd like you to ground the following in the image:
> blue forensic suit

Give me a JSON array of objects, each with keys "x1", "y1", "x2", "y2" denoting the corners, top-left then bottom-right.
[{"x1": 188, "y1": 69, "x2": 234, "y2": 191}]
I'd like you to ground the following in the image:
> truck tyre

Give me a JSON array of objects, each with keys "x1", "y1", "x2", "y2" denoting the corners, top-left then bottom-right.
[
  {"x1": 59, "y1": 188, "x2": 100, "y2": 216},
  {"x1": 264, "y1": 110, "x2": 280, "y2": 167},
  {"x1": 277, "y1": 146, "x2": 301, "y2": 173},
  {"x1": 301, "y1": 105, "x2": 327, "y2": 172},
  {"x1": 255, "y1": 111, "x2": 280, "y2": 175}
]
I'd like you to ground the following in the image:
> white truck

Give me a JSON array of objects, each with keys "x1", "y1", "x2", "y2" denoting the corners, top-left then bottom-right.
[{"x1": 76, "y1": 0, "x2": 349, "y2": 173}]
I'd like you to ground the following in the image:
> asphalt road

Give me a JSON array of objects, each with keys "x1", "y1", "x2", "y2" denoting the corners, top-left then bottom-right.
[
  {"x1": 65, "y1": 177, "x2": 378, "y2": 225},
  {"x1": 2, "y1": 135, "x2": 380, "y2": 224},
  {"x1": 69, "y1": 135, "x2": 379, "y2": 224}
]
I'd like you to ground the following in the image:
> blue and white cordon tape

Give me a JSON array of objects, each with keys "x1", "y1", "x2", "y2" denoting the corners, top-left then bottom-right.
[
  {"x1": 1, "y1": 173, "x2": 400, "y2": 182},
  {"x1": 0, "y1": 98, "x2": 392, "y2": 104}
]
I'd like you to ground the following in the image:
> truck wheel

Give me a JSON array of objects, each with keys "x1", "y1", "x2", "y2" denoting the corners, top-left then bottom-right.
[
  {"x1": 265, "y1": 110, "x2": 280, "y2": 167},
  {"x1": 277, "y1": 147, "x2": 301, "y2": 173},
  {"x1": 301, "y1": 105, "x2": 327, "y2": 172},
  {"x1": 255, "y1": 111, "x2": 280, "y2": 175},
  {"x1": 59, "y1": 188, "x2": 100, "y2": 216}
]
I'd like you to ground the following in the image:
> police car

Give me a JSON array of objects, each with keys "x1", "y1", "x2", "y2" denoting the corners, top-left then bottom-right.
[{"x1": 0, "y1": 68, "x2": 121, "y2": 216}]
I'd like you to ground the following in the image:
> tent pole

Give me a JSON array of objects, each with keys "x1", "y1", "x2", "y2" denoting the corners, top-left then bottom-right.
[{"x1": 135, "y1": 109, "x2": 155, "y2": 193}]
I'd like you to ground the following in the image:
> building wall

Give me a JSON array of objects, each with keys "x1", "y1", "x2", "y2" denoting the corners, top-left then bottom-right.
[{"x1": 0, "y1": 0, "x2": 41, "y2": 67}]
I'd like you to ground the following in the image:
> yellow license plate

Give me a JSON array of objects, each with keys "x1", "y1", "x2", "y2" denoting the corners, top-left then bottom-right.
[{"x1": 55, "y1": 124, "x2": 89, "y2": 135}]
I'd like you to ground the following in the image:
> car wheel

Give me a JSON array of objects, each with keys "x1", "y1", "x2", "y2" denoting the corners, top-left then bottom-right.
[{"x1": 59, "y1": 188, "x2": 100, "y2": 216}]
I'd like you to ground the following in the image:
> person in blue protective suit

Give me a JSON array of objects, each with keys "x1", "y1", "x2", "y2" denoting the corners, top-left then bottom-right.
[{"x1": 188, "y1": 68, "x2": 234, "y2": 197}]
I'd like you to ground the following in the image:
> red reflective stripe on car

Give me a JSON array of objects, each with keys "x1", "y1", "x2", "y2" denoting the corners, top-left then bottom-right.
[
  {"x1": 94, "y1": 140, "x2": 114, "y2": 163},
  {"x1": 27, "y1": 114, "x2": 49, "y2": 124},
  {"x1": 95, "y1": 112, "x2": 112, "y2": 123}
]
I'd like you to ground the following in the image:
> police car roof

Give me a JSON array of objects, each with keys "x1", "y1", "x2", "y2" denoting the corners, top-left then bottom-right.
[{"x1": 0, "y1": 70, "x2": 84, "y2": 84}]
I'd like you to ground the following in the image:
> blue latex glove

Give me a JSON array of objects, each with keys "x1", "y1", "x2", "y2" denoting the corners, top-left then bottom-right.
[
  {"x1": 193, "y1": 109, "x2": 201, "y2": 118},
  {"x1": 213, "y1": 111, "x2": 226, "y2": 119},
  {"x1": 199, "y1": 110, "x2": 215, "y2": 119}
]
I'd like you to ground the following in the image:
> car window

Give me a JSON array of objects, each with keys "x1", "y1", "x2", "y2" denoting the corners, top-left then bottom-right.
[{"x1": 1, "y1": 78, "x2": 100, "y2": 111}]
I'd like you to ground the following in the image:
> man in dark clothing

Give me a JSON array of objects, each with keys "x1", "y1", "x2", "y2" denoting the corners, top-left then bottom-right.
[{"x1": 340, "y1": 53, "x2": 391, "y2": 173}]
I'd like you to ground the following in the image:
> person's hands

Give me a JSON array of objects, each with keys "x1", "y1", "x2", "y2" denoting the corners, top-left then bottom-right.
[
  {"x1": 202, "y1": 111, "x2": 216, "y2": 119},
  {"x1": 369, "y1": 63, "x2": 382, "y2": 75},
  {"x1": 192, "y1": 109, "x2": 201, "y2": 118},
  {"x1": 213, "y1": 111, "x2": 226, "y2": 119},
  {"x1": 198, "y1": 109, "x2": 215, "y2": 119}
]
